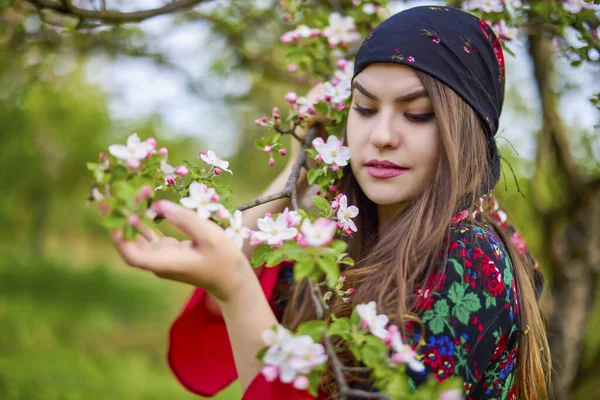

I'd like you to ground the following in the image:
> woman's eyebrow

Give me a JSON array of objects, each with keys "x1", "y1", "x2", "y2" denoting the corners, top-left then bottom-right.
[{"x1": 352, "y1": 81, "x2": 429, "y2": 103}]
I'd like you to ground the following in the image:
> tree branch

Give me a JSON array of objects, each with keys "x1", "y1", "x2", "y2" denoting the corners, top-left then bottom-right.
[{"x1": 25, "y1": 0, "x2": 210, "y2": 23}]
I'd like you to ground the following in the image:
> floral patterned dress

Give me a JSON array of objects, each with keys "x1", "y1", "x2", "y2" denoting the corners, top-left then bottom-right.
[{"x1": 168, "y1": 219, "x2": 536, "y2": 400}]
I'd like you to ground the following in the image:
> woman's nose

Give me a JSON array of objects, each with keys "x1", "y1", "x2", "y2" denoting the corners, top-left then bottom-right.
[{"x1": 370, "y1": 113, "x2": 400, "y2": 149}]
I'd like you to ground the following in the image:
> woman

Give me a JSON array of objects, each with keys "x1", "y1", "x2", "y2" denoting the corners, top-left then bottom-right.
[{"x1": 110, "y1": 5, "x2": 551, "y2": 400}]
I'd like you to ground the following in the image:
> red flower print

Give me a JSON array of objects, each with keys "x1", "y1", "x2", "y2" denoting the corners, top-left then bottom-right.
[
  {"x1": 510, "y1": 231, "x2": 528, "y2": 257},
  {"x1": 508, "y1": 386, "x2": 517, "y2": 400},
  {"x1": 433, "y1": 37, "x2": 440, "y2": 44},
  {"x1": 424, "y1": 347, "x2": 442, "y2": 370},
  {"x1": 492, "y1": 333, "x2": 508, "y2": 361},
  {"x1": 482, "y1": 260, "x2": 504, "y2": 297},
  {"x1": 452, "y1": 209, "x2": 469, "y2": 224},
  {"x1": 478, "y1": 18, "x2": 491, "y2": 41},
  {"x1": 407, "y1": 56, "x2": 415, "y2": 63},
  {"x1": 395, "y1": 49, "x2": 400, "y2": 54},
  {"x1": 464, "y1": 46, "x2": 471, "y2": 53},
  {"x1": 414, "y1": 273, "x2": 446, "y2": 309}
]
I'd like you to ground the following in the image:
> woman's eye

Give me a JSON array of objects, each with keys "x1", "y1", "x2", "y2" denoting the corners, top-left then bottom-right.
[
  {"x1": 406, "y1": 113, "x2": 435, "y2": 123},
  {"x1": 352, "y1": 105, "x2": 377, "y2": 117}
]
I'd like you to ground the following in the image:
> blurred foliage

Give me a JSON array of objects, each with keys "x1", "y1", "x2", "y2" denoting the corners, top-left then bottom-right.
[{"x1": 0, "y1": 0, "x2": 599, "y2": 399}]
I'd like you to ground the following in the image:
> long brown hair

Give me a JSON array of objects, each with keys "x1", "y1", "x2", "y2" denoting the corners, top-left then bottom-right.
[{"x1": 283, "y1": 71, "x2": 551, "y2": 399}]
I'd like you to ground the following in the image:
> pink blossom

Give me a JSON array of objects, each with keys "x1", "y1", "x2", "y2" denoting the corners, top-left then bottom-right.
[
  {"x1": 312, "y1": 138, "x2": 324, "y2": 148},
  {"x1": 332, "y1": 164, "x2": 340, "y2": 172},
  {"x1": 279, "y1": 148, "x2": 287, "y2": 156},
  {"x1": 146, "y1": 137, "x2": 157, "y2": 148},
  {"x1": 165, "y1": 176, "x2": 176, "y2": 186},
  {"x1": 293, "y1": 376, "x2": 309, "y2": 390},
  {"x1": 127, "y1": 158, "x2": 141, "y2": 170},
  {"x1": 285, "y1": 92, "x2": 298, "y2": 104},
  {"x1": 295, "y1": 232, "x2": 309, "y2": 247},
  {"x1": 210, "y1": 193, "x2": 220, "y2": 203},
  {"x1": 337, "y1": 58, "x2": 349, "y2": 70},
  {"x1": 140, "y1": 185, "x2": 152, "y2": 199},
  {"x1": 361, "y1": 320, "x2": 370, "y2": 328},
  {"x1": 511, "y1": 231, "x2": 528, "y2": 257},
  {"x1": 128, "y1": 215, "x2": 140, "y2": 228},
  {"x1": 250, "y1": 231, "x2": 263, "y2": 247},
  {"x1": 158, "y1": 147, "x2": 168, "y2": 157},
  {"x1": 254, "y1": 119, "x2": 262, "y2": 126},
  {"x1": 175, "y1": 165, "x2": 189, "y2": 177},
  {"x1": 330, "y1": 200, "x2": 339, "y2": 210},
  {"x1": 337, "y1": 102, "x2": 346, "y2": 111},
  {"x1": 217, "y1": 208, "x2": 231, "y2": 219},
  {"x1": 261, "y1": 365, "x2": 279, "y2": 382},
  {"x1": 315, "y1": 154, "x2": 324, "y2": 163},
  {"x1": 272, "y1": 107, "x2": 279, "y2": 114},
  {"x1": 264, "y1": 145, "x2": 272, "y2": 153}
]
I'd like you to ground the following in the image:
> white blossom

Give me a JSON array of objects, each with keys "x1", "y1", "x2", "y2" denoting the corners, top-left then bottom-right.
[
  {"x1": 390, "y1": 331, "x2": 425, "y2": 372},
  {"x1": 362, "y1": 3, "x2": 377, "y2": 14},
  {"x1": 356, "y1": 301, "x2": 389, "y2": 339},
  {"x1": 225, "y1": 210, "x2": 251, "y2": 249},
  {"x1": 108, "y1": 133, "x2": 154, "y2": 161},
  {"x1": 336, "y1": 195, "x2": 359, "y2": 232},
  {"x1": 255, "y1": 214, "x2": 298, "y2": 246},
  {"x1": 200, "y1": 150, "x2": 232, "y2": 174},
  {"x1": 179, "y1": 182, "x2": 224, "y2": 219},
  {"x1": 323, "y1": 13, "x2": 361, "y2": 46},
  {"x1": 324, "y1": 81, "x2": 351, "y2": 104},
  {"x1": 463, "y1": 0, "x2": 504, "y2": 13},
  {"x1": 300, "y1": 218, "x2": 337, "y2": 247},
  {"x1": 314, "y1": 135, "x2": 351, "y2": 167}
]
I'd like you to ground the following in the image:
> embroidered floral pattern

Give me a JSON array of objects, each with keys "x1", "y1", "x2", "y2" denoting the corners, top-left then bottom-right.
[
  {"x1": 461, "y1": 37, "x2": 478, "y2": 54},
  {"x1": 407, "y1": 223, "x2": 519, "y2": 398},
  {"x1": 421, "y1": 28, "x2": 441, "y2": 44},
  {"x1": 428, "y1": 6, "x2": 450, "y2": 11}
]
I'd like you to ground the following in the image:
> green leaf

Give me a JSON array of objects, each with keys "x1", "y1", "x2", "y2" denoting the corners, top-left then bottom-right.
[
  {"x1": 314, "y1": 102, "x2": 329, "y2": 117},
  {"x1": 296, "y1": 320, "x2": 326, "y2": 342},
  {"x1": 251, "y1": 243, "x2": 272, "y2": 268},
  {"x1": 428, "y1": 315, "x2": 446, "y2": 335},
  {"x1": 86, "y1": 162, "x2": 101, "y2": 171},
  {"x1": 124, "y1": 224, "x2": 136, "y2": 240},
  {"x1": 339, "y1": 257, "x2": 354, "y2": 267},
  {"x1": 100, "y1": 213, "x2": 127, "y2": 230},
  {"x1": 433, "y1": 299, "x2": 449, "y2": 317},
  {"x1": 327, "y1": 318, "x2": 351, "y2": 340},
  {"x1": 461, "y1": 292, "x2": 482, "y2": 312},
  {"x1": 317, "y1": 174, "x2": 331, "y2": 187},
  {"x1": 330, "y1": 240, "x2": 348, "y2": 253},
  {"x1": 485, "y1": 295, "x2": 497, "y2": 309},
  {"x1": 110, "y1": 165, "x2": 128, "y2": 182},
  {"x1": 503, "y1": 262, "x2": 514, "y2": 287},
  {"x1": 313, "y1": 195, "x2": 330, "y2": 213},
  {"x1": 294, "y1": 259, "x2": 315, "y2": 282},
  {"x1": 266, "y1": 248, "x2": 285, "y2": 267},
  {"x1": 255, "y1": 346, "x2": 268, "y2": 361},
  {"x1": 448, "y1": 282, "x2": 465, "y2": 305},
  {"x1": 307, "y1": 168, "x2": 321, "y2": 185},
  {"x1": 317, "y1": 257, "x2": 340, "y2": 288},
  {"x1": 297, "y1": 209, "x2": 309, "y2": 221},
  {"x1": 448, "y1": 258, "x2": 464, "y2": 278}
]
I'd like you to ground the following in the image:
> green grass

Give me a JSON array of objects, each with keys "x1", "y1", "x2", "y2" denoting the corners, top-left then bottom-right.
[{"x1": 0, "y1": 249, "x2": 241, "y2": 400}]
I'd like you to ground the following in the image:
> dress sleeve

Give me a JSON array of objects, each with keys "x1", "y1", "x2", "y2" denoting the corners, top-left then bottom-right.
[
  {"x1": 408, "y1": 224, "x2": 521, "y2": 399},
  {"x1": 167, "y1": 263, "x2": 283, "y2": 397}
]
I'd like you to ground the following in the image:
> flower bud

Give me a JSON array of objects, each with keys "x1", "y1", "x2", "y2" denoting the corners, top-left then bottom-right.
[
  {"x1": 210, "y1": 193, "x2": 220, "y2": 203},
  {"x1": 99, "y1": 152, "x2": 106, "y2": 162},
  {"x1": 262, "y1": 116, "x2": 269, "y2": 123},
  {"x1": 128, "y1": 214, "x2": 140, "y2": 228},
  {"x1": 332, "y1": 164, "x2": 340, "y2": 172},
  {"x1": 272, "y1": 107, "x2": 279, "y2": 114},
  {"x1": 254, "y1": 119, "x2": 262, "y2": 126},
  {"x1": 264, "y1": 145, "x2": 272, "y2": 153},
  {"x1": 315, "y1": 154, "x2": 324, "y2": 163},
  {"x1": 279, "y1": 148, "x2": 287, "y2": 156},
  {"x1": 331, "y1": 76, "x2": 341, "y2": 86},
  {"x1": 298, "y1": 114, "x2": 305, "y2": 121},
  {"x1": 261, "y1": 365, "x2": 278, "y2": 382},
  {"x1": 335, "y1": 193, "x2": 344, "y2": 201},
  {"x1": 387, "y1": 325, "x2": 399, "y2": 335},
  {"x1": 329, "y1": 42, "x2": 337, "y2": 49},
  {"x1": 217, "y1": 208, "x2": 231, "y2": 219},
  {"x1": 250, "y1": 231, "x2": 263, "y2": 247},
  {"x1": 273, "y1": 113, "x2": 280, "y2": 120},
  {"x1": 340, "y1": 275, "x2": 347, "y2": 282},
  {"x1": 345, "y1": 228, "x2": 353, "y2": 235},
  {"x1": 264, "y1": 212, "x2": 272, "y2": 218},
  {"x1": 269, "y1": 158, "x2": 276, "y2": 166},
  {"x1": 127, "y1": 158, "x2": 141, "y2": 170},
  {"x1": 285, "y1": 92, "x2": 298, "y2": 104},
  {"x1": 343, "y1": 297, "x2": 351, "y2": 303},
  {"x1": 329, "y1": 185, "x2": 337, "y2": 193},
  {"x1": 336, "y1": 221, "x2": 344, "y2": 230},
  {"x1": 337, "y1": 102, "x2": 346, "y2": 111},
  {"x1": 293, "y1": 376, "x2": 309, "y2": 391},
  {"x1": 134, "y1": 195, "x2": 142, "y2": 204},
  {"x1": 175, "y1": 165, "x2": 189, "y2": 177},
  {"x1": 347, "y1": 287, "x2": 355, "y2": 295},
  {"x1": 361, "y1": 320, "x2": 370, "y2": 329},
  {"x1": 282, "y1": 13, "x2": 291, "y2": 22},
  {"x1": 337, "y1": 58, "x2": 348, "y2": 70},
  {"x1": 165, "y1": 176, "x2": 176, "y2": 186},
  {"x1": 308, "y1": 106, "x2": 316, "y2": 115},
  {"x1": 214, "y1": 167, "x2": 222, "y2": 175},
  {"x1": 330, "y1": 200, "x2": 339, "y2": 210},
  {"x1": 287, "y1": 64, "x2": 298, "y2": 73},
  {"x1": 146, "y1": 137, "x2": 157, "y2": 148},
  {"x1": 158, "y1": 147, "x2": 168, "y2": 157},
  {"x1": 199, "y1": 151, "x2": 206, "y2": 158}
]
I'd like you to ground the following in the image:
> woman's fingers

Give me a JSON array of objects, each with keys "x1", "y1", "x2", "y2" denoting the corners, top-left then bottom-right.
[
  {"x1": 138, "y1": 223, "x2": 162, "y2": 243},
  {"x1": 154, "y1": 201, "x2": 223, "y2": 245}
]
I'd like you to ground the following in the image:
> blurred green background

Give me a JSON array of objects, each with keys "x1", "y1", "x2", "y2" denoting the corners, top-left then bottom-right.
[{"x1": 1, "y1": 1, "x2": 599, "y2": 399}]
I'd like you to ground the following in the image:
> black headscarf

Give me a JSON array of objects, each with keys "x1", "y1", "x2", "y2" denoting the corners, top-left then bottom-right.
[{"x1": 353, "y1": 5, "x2": 506, "y2": 194}]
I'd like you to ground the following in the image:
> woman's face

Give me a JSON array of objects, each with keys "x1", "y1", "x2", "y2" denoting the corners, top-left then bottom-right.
[{"x1": 347, "y1": 63, "x2": 440, "y2": 207}]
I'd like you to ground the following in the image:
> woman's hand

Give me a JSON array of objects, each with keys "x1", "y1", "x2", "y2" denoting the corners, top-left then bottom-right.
[{"x1": 110, "y1": 200, "x2": 252, "y2": 302}]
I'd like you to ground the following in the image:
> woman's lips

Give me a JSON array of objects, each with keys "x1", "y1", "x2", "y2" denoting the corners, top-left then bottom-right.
[{"x1": 365, "y1": 166, "x2": 408, "y2": 179}]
